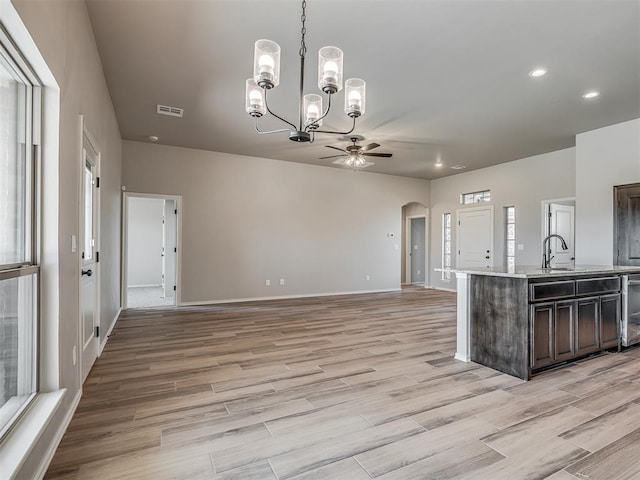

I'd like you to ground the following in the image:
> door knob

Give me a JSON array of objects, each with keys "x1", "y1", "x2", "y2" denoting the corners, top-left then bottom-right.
[{"x1": 82, "y1": 269, "x2": 93, "y2": 277}]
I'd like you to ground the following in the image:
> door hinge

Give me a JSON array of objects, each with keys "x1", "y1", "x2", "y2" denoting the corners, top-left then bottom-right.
[
  {"x1": 174, "y1": 247, "x2": 177, "y2": 253},
  {"x1": 95, "y1": 326, "x2": 100, "y2": 337},
  {"x1": 174, "y1": 209, "x2": 177, "y2": 215},
  {"x1": 96, "y1": 177, "x2": 100, "y2": 188},
  {"x1": 173, "y1": 285, "x2": 176, "y2": 291},
  {"x1": 96, "y1": 251, "x2": 99, "y2": 262}
]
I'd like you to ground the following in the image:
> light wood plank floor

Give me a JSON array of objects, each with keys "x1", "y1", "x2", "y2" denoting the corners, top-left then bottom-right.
[{"x1": 45, "y1": 287, "x2": 640, "y2": 479}]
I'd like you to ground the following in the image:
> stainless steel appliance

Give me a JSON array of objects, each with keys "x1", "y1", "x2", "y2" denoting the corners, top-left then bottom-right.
[{"x1": 622, "y1": 274, "x2": 640, "y2": 347}]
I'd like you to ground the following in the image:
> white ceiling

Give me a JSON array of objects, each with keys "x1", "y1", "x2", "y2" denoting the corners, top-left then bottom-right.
[{"x1": 85, "y1": 0, "x2": 640, "y2": 180}]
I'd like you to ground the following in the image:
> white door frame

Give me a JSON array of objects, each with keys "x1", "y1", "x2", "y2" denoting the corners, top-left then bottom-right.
[
  {"x1": 121, "y1": 192, "x2": 182, "y2": 309},
  {"x1": 78, "y1": 115, "x2": 100, "y2": 383},
  {"x1": 456, "y1": 205, "x2": 494, "y2": 269},
  {"x1": 405, "y1": 213, "x2": 428, "y2": 284},
  {"x1": 541, "y1": 197, "x2": 576, "y2": 268}
]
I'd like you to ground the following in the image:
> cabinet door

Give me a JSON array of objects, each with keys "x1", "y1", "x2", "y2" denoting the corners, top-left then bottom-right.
[
  {"x1": 531, "y1": 303, "x2": 554, "y2": 368},
  {"x1": 576, "y1": 297, "x2": 600, "y2": 356},
  {"x1": 555, "y1": 300, "x2": 575, "y2": 361},
  {"x1": 600, "y1": 293, "x2": 620, "y2": 349}
]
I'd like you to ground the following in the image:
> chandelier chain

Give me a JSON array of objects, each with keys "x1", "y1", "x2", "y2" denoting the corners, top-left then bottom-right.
[{"x1": 299, "y1": 0, "x2": 307, "y2": 58}]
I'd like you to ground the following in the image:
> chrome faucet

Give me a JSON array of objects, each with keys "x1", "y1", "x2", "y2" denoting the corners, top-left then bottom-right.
[{"x1": 542, "y1": 234, "x2": 568, "y2": 268}]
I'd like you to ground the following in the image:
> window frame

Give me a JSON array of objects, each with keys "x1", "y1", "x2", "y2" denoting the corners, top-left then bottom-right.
[
  {"x1": 0, "y1": 25, "x2": 42, "y2": 442},
  {"x1": 460, "y1": 189, "x2": 491, "y2": 205},
  {"x1": 504, "y1": 206, "x2": 516, "y2": 269},
  {"x1": 442, "y1": 212, "x2": 452, "y2": 281}
]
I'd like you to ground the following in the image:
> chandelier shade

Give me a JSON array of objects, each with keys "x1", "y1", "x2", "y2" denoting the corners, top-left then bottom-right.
[
  {"x1": 345, "y1": 78, "x2": 366, "y2": 117},
  {"x1": 318, "y1": 47, "x2": 343, "y2": 94},
  {"x1": 304, "y1": 94, "x2": 323, "y2": 128},
  {"x1": 253, "y1": 39, "x2": 281, "y2": 89},
  {"x1": 245, "y1": 79, "x2": 266, "y2": 117},
  {"x1": 246, "y1": 0, "x2": 367, "y2": 143}
]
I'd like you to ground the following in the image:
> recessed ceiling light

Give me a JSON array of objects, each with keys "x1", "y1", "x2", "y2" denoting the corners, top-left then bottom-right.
[
  {"x1": 450, "y1": 165, "x2": 467, "y2": 170},
  {"x1": 529, "y1": 68, "x2": 548, "y2": 78},
  {"x1": 582, "y1": 91, "x2": 600, "y2": 99},
  {"x1": 148, "y1": 135, "x2": 159, "y2": 142}
]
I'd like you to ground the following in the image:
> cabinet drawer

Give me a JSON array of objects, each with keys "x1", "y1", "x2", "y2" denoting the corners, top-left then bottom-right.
[
  {"x1": 530, "y1": 281, "x2": 575, "y2": 301},
  {"x1": 576, "y1": 276, "x2": 620, "y2": 296}
]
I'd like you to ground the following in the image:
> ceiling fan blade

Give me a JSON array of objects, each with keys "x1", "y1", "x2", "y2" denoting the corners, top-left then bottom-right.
[
  {"x1": 325, "y1": 145, "x2": 348, "y2": 153},
  {"x1": 319, "y1": 154, "x2": 347, "y2": 160},
  {"x1": 363, "y1": 152, "x2": 393, "y2": 158},
  {"x1": 361, "y1": 143, "x2": 381, "y2": 152}
]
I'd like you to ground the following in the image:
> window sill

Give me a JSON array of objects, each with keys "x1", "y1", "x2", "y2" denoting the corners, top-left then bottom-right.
[{"x1": 0, "y1": 389, "x2": 65, "y2": 480}]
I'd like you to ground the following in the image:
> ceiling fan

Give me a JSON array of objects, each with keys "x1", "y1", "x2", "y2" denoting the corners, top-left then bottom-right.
[{"x1": 319, "y1": 136, "x2": 393, "y2": 169}]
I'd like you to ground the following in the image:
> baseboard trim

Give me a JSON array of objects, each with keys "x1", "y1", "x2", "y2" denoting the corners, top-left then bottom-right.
[
  {"x1": 434, "y1": 286, "x2": 457, "y2": 293},
  {"x1": 454, "y1": 353, "x2": 471, "y2": 362},
  {"x1": 33, "y1": 389, "x2": 81, "y2": 480},
  {"x1": 99, "y1": 307, "x2": 121, "y2": 355},
  {"x1": 179, "y1": 288, "x2": 402, "y2": 306}
]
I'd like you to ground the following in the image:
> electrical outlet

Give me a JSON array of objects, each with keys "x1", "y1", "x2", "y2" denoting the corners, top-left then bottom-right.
[
  {"x1": 72, "y1": 346, "x2": 77, "y2": 366},
  {"x1": 366, "y1": 275, "x2": 371, "y2": 281},
  {"x1": 265, "y1": 279, "x2": 271, "y2": 286},
  {"x1": 279, "y1": 278, "x2": 285, "y2": 286}
]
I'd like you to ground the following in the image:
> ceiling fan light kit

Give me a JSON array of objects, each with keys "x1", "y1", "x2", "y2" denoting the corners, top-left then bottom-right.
[
  {"x1": 320, "y1": 136, "x2": 393, "y2": 170},
  {"x1": 245, "y1": 0, "x2": 366, "y2": 143}
]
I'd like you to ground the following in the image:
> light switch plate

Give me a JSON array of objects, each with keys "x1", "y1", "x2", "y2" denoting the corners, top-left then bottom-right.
[{"x1": 71, "y1": 235, "x2": 77, "y2": 253}]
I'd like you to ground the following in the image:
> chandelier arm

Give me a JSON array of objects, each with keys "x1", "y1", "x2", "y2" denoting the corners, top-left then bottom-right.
[
  {"x1": 263, "y1": 88, "x2": 297, "y2": 131},
  {"x1": 311, "y1": 116, "x2": 357, "y2": 135},
  {"x1": 254, "y1": 117, "x2": 292, "y2": 135}
]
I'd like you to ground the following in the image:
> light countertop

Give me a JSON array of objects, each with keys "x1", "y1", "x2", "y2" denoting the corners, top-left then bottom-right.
[{"x1": 436, "y1": 265, "x2": 640, "y2": 279}]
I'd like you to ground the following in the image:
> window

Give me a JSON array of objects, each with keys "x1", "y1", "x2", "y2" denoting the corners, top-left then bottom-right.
[
  {"x1": 461, "y1": 190, "x2": 491, "y2": 205},
  {"x1": 442, "y1": 213, "x2": 452, "y2": 281},
  {"x1": 0, "y1": 35, "x2": 40, "y2": 440},
  {"x1": 505, "y1": 206, "x2": 516, "y2": 269}
]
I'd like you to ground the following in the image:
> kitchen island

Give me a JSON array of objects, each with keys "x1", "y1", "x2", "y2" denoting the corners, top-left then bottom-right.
[{"x1": 446, "y1": 265, "x2": 640, "y2": 380}]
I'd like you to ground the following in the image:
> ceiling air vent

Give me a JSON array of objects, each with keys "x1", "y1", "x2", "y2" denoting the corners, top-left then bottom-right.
[{"x1": 156, "y1": 104, "x2": 184, "y2": 118}]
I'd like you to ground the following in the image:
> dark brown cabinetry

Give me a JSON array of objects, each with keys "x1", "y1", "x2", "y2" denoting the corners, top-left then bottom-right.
[
  {"x1": 530, "y1": 300, "x2": 575, "y2": 369},
  {"x1": 601, "y1": 293, "x2": 621, "y2": 348},
  {"x1": 529, "y1": 276, "x2": 621, "y2": 373}
]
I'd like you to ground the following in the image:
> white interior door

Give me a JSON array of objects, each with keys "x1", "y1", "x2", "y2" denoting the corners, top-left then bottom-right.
[
  {"x1": 548, "y1": 203, "x2": 575, "y2": 268},
  {"x1": 80, "y1": 140, "x2": 99, "y2": 382},
  {"x1": 457, "y1": 207, "x2": 493, "y2": 269}
]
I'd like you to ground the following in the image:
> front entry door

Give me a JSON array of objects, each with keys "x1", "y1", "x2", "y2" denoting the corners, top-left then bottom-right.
[
  {"x1": 615, "y1": 183, "x2": 640, "y2": 266},
  {"x1": 80, "y1": 138, "x2": 99, "y2": 382},
  {"x1": 409, "y1": 217, "x2": 426, "y2": 283},
  {"x1": 457, "y1": 207, "x2": 493, "y2": 269}
]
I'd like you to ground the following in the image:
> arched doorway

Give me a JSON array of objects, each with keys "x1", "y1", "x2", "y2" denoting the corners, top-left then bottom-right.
[{"x1": 401, "y1": 202, "x2": 429, "y2": 286}]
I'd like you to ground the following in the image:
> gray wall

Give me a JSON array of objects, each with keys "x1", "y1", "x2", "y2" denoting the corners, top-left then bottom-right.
[
  {"x1": 10, "y1": 0, "x2": 122, "y2": 477},
  {"x1": 429, "y1": 148, "x2": 576, "y2": 290},
  {"x1": 575, "y1": 118, "x2": 640, "y2": 264},
  {"x1": 122, "y1": 140, "x2": 430, "y2": 303},
  {"x1": 127, "y1": 197, "x2": 164, "y2": 287}
]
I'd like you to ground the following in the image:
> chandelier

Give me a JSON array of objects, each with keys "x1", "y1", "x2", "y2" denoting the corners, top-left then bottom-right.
[{"x1": 245, "y1": 0, "x2": 366, "y2": 143}]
